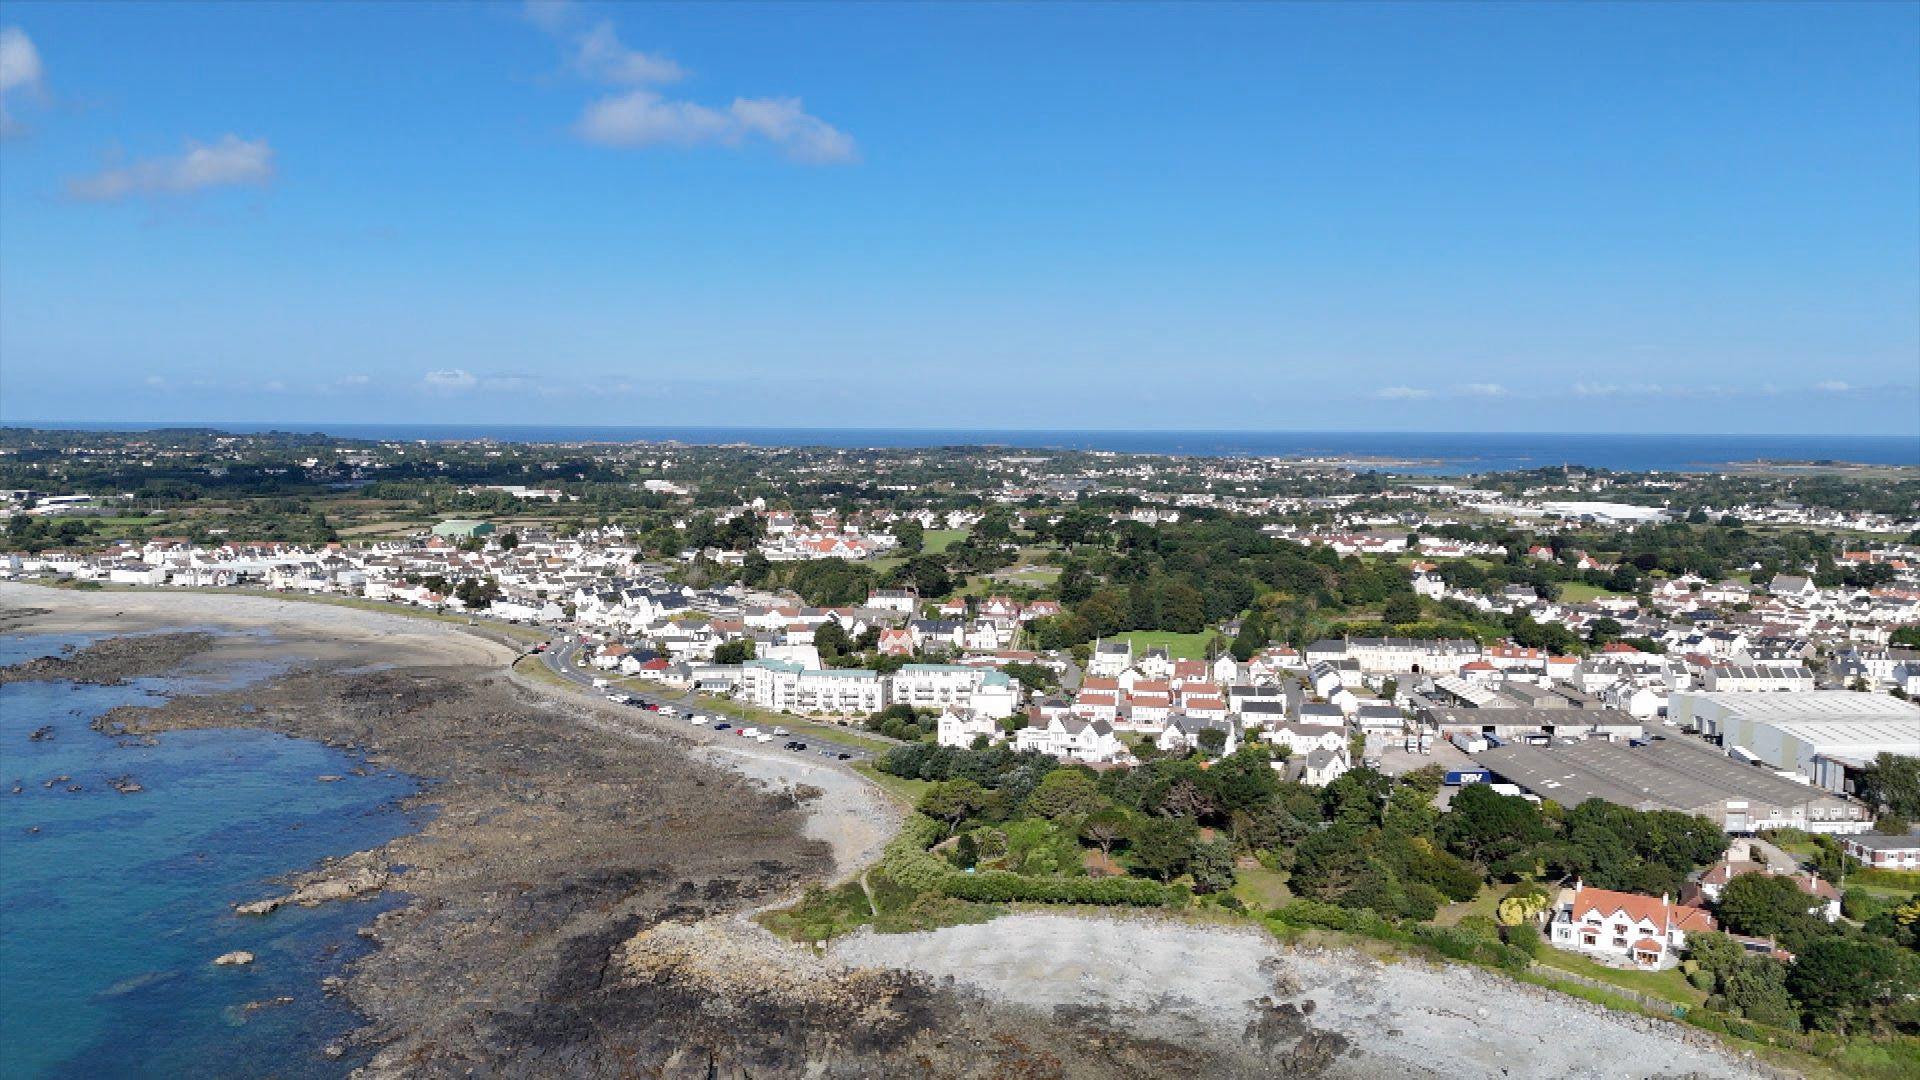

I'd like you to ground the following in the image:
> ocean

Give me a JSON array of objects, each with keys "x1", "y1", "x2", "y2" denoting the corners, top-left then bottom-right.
[
  {"x1": 0, "y1": 633, "x2": 420, "y2": 1078},
  {"x1": 18, "y1": 425, "x2": 1920, "y2": 475}
]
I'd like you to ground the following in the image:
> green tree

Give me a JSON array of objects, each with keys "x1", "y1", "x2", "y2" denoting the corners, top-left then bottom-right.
[
  {"x1": 1854, "y1": 753, "x2": 1920, "y2": 820},
  {"x1": 713, "y1": 640, "x2": 754, "y2": 665},
  {"x1": 1441, "y1": 783, "x2": 1549, "y2": 870},
  {"x1": 814, "y1": 618, "x2": 852, "y2": 661},
  {"x1": 1230, "y1": 613, "x2": 1267, "y2": 663},
  {"x1": 1189, "y1": 836, "x2": 1237, "y2": 895},
  {"x1": 918, "y1": 779, "x2": 987, "y2": 832},
  {"x1": 891, "y1": 518, "x2": 925, "y2": 555},
  {"x1": 1382, "y1": 593, "x2": 1421, "y2": 625},
  {"x1": 1787, "y1": 937, "x2": 1916, "y2": 1032},
  {"x1": 1716, "y1": 872, "x2": 1813, "y2": 939},
  {"x1": 1081, "y1": 807, "x2": 1133, "y2": 857},
  {"x1": 1131, "y1": 817, "x2": 1199, "y2": 881},
  {"x1": 1025, "y1": 769, "x2": 1103, "y2": 820}
]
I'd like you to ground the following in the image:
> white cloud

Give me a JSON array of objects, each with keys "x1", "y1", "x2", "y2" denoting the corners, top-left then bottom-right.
[
  {"x1": 337, "y1": 374, "x2": 370, "y2": 387},
  {"x1": 0, "y1": 25, "x2": 46, "y2": 138},
  {"x1": 1458, "y1": 382, "x2": 1507, "y2": 397},
  {"x1": 68, "y1": 135, "x2": 275, "y2": 202},
  {"x1": 1375, "y1": 386, "x2": 1431, "y2": 400},
  {"x1": 533, "y1": 11, "x2": 856, "y2": 165},
  {"x1": 1814, "y1": 380, "x2": 1853, "y2": 392},
  {"x1": 572, "y1": 22, "x2": 683, "y2": 85},
  {"x1": 576, "y1": 89, "x2": 855, "y2": 163},
  {"x1": 423, "y1": 369, "x2": 478, "y2": 392}
]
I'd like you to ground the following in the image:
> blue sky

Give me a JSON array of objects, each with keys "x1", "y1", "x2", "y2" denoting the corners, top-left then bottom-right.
[{"x1": 1, "y1": 1, "x2": 1916, "y2": 434}]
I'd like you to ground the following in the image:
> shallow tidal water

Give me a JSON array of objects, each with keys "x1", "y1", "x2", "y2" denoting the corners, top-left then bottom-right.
[{"x1": 0, "y1": 632, "x2": 423, "y2": 1078}]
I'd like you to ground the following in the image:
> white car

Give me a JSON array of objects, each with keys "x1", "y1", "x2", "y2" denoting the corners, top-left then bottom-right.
[
  {"x1": 754, "y1": 732, "x2": 774, "y2": 743},
  {"x1": 772, "y1": 727, "x2": 790, "y2": 737},
  {"x1": 688, "y1": 714, "x2": 706, "y2": 725},
  {"x1": 658, "y1": 705, "x2": 678, "y2": 717},
  {"x1": 739, "y1": 726, "x2": 760, "y2": 738}
]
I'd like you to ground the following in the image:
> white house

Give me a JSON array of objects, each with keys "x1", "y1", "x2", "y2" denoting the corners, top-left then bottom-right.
[
  {"x1": 1547, "y1": 883, "x2": 1716, "y2": 970},
  {"x1": 936, "y1": 708, "x2": 1002, "y2": 749},
  {"x1": 1015, "y1": 715, "x2": 1126, "y2": 764}
]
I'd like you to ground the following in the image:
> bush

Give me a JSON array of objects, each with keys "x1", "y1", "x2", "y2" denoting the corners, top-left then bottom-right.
[
  {"x1": 880, "y1": 814, "x2": 956, "y2": 892},
  {"x1": 940, "y1": 871, "x2": 1170, "y2": 907},
  {"x1": 1503, "y1": 919, "x2": 1542, "y2": 958}
]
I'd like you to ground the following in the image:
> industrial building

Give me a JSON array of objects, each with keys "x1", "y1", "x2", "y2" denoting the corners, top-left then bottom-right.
[
  {"x1": 1473, "y1": 734, "x2": 1870, "y2": 834},
  {"x1": 1667, "y1": 691, "x2": 1920, "y2": 794},
  {"x1": 430, "y1": 519, "x2": 495, "y2": 540}
]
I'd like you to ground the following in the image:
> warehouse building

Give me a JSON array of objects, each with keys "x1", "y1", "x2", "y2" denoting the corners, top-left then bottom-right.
[
  {"x1": 1667, "y1": 691, "x2": 1920, "y2": 794},
  {"x1": 430, "y1": 519, "x2": 495, "y2": 540},
  {"x1": 1473, "y1": 734, "x2": 1870, "y2": 834}
]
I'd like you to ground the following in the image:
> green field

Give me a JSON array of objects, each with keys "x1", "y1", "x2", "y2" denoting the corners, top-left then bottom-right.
[
  {"x1": 1559, "y1": 581, "x2": 1626, "y2": 603},
  {"x1": 854, "y1": 761, "x2": 932, "y2": 805},
  {"x1": 922, "y1": 529, "x2": 969, "y2": 554},
  {"x1": 1113, "y1": 630, "x2": 1215, "y2": 661}
]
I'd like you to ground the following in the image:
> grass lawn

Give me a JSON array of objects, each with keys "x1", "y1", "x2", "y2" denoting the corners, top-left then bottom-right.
[
  {"x1": 1430, "y1": 883, "x2": 1504, "y2": 927},
  {"x1": 922, "y1": 528, "x2": 969, "y2": 554},
  {"x1": 854, "y1": 761, "x2": 932, "y2": 806},
  {"x1": 1230, "y1": 865, "x2": 1293, "y2": 911},
  {"x1": 1559, "y1": 581, "x2": 1625, "y2": 603},
  {"x1": 1532, "y1": 946, "x2": 1708, "y2": 1008},
  {"x1": 1114, "y1": 629, "x2": 1215, "y2": 661}
]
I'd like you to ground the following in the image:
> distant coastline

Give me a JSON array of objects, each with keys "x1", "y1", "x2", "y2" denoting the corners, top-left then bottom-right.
[{"x1": 8, "y1": 423, "x2": 1918, "y2": 476}]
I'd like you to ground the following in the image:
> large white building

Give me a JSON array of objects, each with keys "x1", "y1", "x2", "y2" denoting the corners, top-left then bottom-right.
[
  {"x1": 738, "y1": 659, "x2": 885, "y2": 715},
  {"x1": 888, "y1": 663, "x2": 1019, "y2": 719},
  {"x1": 1668, "y1": 691, "x2": 1920, "y2": 793}
]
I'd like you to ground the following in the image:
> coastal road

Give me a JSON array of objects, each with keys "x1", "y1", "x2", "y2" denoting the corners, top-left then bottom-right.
[{"x1": 532, "y1": 636, "x2": 887, "y2": 765}]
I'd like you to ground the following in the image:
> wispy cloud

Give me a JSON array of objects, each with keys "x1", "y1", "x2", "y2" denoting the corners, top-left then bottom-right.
[
  {"x1": 0, "y1": 25, "x2": 45, "y2": 138},
  {"x1": 1376, "y1": 386, "x2": 1431, "y2": 400},
  {"x1": 571, "y1": 21, "x2": 684, "y2": 85},
  {"x1": 67, "y1": 135, "x2": 275, "y2": 202},
  {"x1": 1814, "y1": 380, "x2": 1853, "y2": 393},
  {"x1": 422, "y1": 369, "x2": 478, "y2": 393},
  {"x1": 1572, "y1": 381, "x2": 1667, "y2": 397},
  {"x1": 1458, "y1": 382, "x2": 1507, "y2": 397},
  {"x1": 528, "y1": 3, "x2": 855, "y2": 165},
  {"x1": 576, "y1": 90, "x2": 855, "y2": 163}
]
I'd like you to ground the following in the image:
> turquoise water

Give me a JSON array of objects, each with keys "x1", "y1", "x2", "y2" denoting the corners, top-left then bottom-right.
[{"x1": 0, "y1": 633, "x2": 423, "y2": 1078}]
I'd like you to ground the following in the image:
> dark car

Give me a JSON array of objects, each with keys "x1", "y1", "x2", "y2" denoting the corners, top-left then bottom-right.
[
  {"x1": 835, "y1": 752, "x2": 852, "y2": 760},
  {"x1": 713, "y1": 722, "x2": 731, "y2": 731}
]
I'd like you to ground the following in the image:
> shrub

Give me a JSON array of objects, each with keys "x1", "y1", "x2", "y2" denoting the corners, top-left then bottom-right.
[{"x1": 940, "y1": 871, "x2": 1171, "y2": 907}]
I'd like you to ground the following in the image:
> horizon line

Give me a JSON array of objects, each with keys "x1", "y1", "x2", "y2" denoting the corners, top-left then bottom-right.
[{"x1": 5, "y1": 421, "x2": 1919, "y2": 441}]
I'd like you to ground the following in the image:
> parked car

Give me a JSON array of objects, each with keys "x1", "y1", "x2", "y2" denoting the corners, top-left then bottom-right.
[
  {"x1": 772, "y1": 727, "x2": 790, "y2": 737},
  {"x1": 835, "y1": 752, "x2": 852, "y2": 760},
  {"x1": 754, "y1": 733, "x2": 773, "y2": 743},
  {"x1": 641, "y1": 702, "x2": 660, "y2": 712}
]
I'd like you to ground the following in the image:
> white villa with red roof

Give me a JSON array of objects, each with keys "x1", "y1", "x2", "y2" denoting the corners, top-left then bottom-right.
[{"x1": 1548, "y1": 882, "x2": 1716, "y2": 970}]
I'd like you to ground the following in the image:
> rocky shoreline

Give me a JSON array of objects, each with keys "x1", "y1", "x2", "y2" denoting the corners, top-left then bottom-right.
[
  {"x1": 0, "y1": 593, "x2": 1782, "y2": 1078},
  {"x1": 0, "y1": 630, "x2": 215, "y2": 686}
]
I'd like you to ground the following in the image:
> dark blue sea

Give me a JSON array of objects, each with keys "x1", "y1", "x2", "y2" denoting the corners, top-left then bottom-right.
[
  {"x1": 17, "y1": 425, "x2": 1920, "y2": 474},
  {"x1": 0, "y1": 633, "x2": 421, "y2": 1078}
]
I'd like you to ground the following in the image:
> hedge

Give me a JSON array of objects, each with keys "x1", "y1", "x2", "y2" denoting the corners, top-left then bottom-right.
[
  {"x1": 879, "y1": 814, "x2": 953, "y2": 892},
  {"x1": 940, "y1": 871, "x2": 1171, "y2": 907},
  {"x1": 1271, "y1": 899, "x2": 1532, "y2": 971}
]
